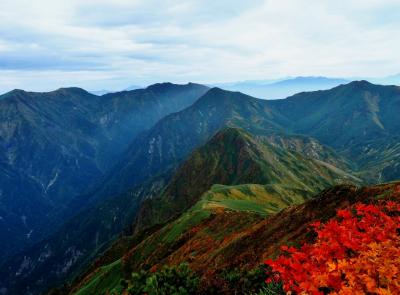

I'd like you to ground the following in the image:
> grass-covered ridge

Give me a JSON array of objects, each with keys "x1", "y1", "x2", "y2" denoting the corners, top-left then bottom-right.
[
  {"x1": 69, "y1": 127, "x2": 364, "y2": 294},
  {"x1": 70, "y1": 181, "x2": 300, "y2": 295},
  {"x1": 134, "y1": 127, "x2": 361, "y2": 232},
  {"x1": 71, "y1": 182, "x2": 400, "y2": 295},
  {"x1": 73, "y1": 260, "x2": 122, "y2": 295}
]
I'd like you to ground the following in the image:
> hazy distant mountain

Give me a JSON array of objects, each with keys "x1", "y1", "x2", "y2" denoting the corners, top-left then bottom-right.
[
  {"x1": 124, "y1": 85, "x2": 143, "y2": 91},
  {"x1": 370, "y1": 73, "x2": 400, "y2": 86},
  {"x1": 89, "y1": 89, "x2": 113, "y2": 95},
  {"x1": 89, "y1": 85, "x2": 143, "y2": 96},
  {"x1": 217, "y1": 76, "x2": 349, "y2": 99}
]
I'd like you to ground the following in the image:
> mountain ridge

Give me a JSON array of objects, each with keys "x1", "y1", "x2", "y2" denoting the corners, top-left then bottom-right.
[
  {"x1": 1, "y1": 80, "x2": 400, "y2": 295},
  {"x1": 0, "y1": 82, "x2": 209, "y2": 260}
]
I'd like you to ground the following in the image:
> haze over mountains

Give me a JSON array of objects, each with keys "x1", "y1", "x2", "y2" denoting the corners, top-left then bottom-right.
[
  {"x1": 0, "y1": 83, "x2": 209, "y2": 260},
  {"x1": 215, "y1": 76, "x2": 350, "y2": 99},
  {"x1": 82, "y1": 75, "x2": 400, "y2": 101},
  {"x1": 0, "y1": 80, "x2": 399, "y2": 294}
]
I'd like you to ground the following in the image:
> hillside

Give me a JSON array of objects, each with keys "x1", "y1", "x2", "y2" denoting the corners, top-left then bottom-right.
[
  {"x1": 96, "y1": 81, "x2": 400, "y2": 203},
  {"x1": 56, "y1": 127, "x2": 359, "y2": 294},
  {"x1": 266, "y1": 80, "x2": 400, "y2": 182},
  {"x1": 268, "y1": 81, "x2": 400, "y2": 148},
  {"x1": 0, "y1": 127, "x2": 358, "y2": 295},
  {"x1": 134, "y1": 127, "x2": 359, "y2": 231},
  {"x1": 67, "y1": 181, "x2": 400, "y2": 295},
  {"x1": 0, "y1": 82, "x2": 209, "y2": 260},
  {"x1": 2, "y1": 81, "x2": 400, "y2": 295},
  {"x1": 91, "y1": 87, "x2": 290, "y2": 200}
]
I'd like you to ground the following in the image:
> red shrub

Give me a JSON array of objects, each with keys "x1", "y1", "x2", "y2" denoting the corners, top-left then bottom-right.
[{"x1": 265, "y1": 201, "x2": 400, "y2": 294}]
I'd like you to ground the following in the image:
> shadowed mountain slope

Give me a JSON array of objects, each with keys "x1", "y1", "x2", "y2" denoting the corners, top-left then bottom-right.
[{"x1": 0, "y1": 82, "x2": 209, "y2": 259}]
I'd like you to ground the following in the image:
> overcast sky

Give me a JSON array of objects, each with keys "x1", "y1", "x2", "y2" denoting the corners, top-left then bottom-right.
[{"x1": 0, "y1": 0, "x2": 399, "y2": 93}]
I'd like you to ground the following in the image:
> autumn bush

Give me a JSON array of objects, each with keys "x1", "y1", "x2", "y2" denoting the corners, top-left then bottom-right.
[{"x1": 265, "y1": 201, "x2": 400, "y2": 294}]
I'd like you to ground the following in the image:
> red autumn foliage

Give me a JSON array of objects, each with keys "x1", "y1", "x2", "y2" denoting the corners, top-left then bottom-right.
[{"x1": 265, "y1": 200, "x2": 400, "y2": 294}]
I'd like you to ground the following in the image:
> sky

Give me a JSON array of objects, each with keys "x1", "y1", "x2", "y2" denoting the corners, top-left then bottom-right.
[{"x1": 0, "y1": 0, "x2": 400, "y2": 93}]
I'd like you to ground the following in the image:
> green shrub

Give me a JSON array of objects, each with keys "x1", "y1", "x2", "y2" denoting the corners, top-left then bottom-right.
[
  {"x1": 127, "y1": 263, "x2": 199, "y2": 295},
  {"x1": 251, "y1": 282, "x2": 284, "y2": 295}
]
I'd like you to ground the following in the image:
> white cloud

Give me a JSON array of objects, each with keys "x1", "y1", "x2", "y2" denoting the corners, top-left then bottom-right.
[{"x1": 0, "y1": 0, "x2": 399, "y2": 93}]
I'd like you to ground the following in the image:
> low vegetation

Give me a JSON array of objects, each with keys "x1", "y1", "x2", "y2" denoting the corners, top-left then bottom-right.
[{"x1": 265, "y1": 200, "x2": 400, "y2": 294}]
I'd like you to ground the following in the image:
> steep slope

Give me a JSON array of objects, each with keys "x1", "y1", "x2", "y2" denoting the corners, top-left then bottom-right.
[
  {"x1": 0, "y1": 82, "x2": 208, "y2": 260},
  {"x1": 96, "y1": 80, "x2": 400, "y2": 202},
  {"x1": 0, "y1": 127, "x2": 357, "y2": 295},
  {"x1": 68, "y1": 182, "x2": 400, "y2": 295},
  {"x1": 0, "y1": 162, "x2": 47, "y2": 256},
  {"x1": 0, "y1": 88, "x2": 108, "y2": 260},
  {"x1": 98, "y1": 82, "x2": 209, "y2": 164},
  {"x1": 267, "y1": 80, "x2": 400, "y2": 182},
  {"x1": 134, "y1": 128, "x2": 359, "y2": 231},
  {"x1": 59, "y1": 127, "x2": 359, "y2": 294},
  {"x1": 268, "y1": 81, "x2": 400, "y2": 148},
  {"x1": 4, "y1": 80, "x2": 400, "y2": 295},
  {"x1": 94, "y1": 88, "x2": 287, "y2": 200},
  {"x1": 0, "y1": 174, "x2": 169, "y2": 295}
]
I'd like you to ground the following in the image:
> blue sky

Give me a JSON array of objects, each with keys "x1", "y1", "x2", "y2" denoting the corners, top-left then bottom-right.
[{"x1": 0, "y1": 0, "x2": 399, "y2": 93}]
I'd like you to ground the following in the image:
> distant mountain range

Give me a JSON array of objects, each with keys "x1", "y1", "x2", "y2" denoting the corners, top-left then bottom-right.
[
  {"x1": 370, "y1": 73, "x2": 400, "y2": 86},
  {"x1": 57, "y1": 75, "x2": 400, "y2": 99},
  {"x1": 89, "y1": 85, "x2": 143, "y2": 96},
  {"x1": 215, "y1": 75, "x2": 400, "y2": 99},
  {"x1": 0, "y1": 80, "x2": 400, "y2": 294},
  {"x1": 214, "y1": 76, "x2": 350, "y2": 99}
]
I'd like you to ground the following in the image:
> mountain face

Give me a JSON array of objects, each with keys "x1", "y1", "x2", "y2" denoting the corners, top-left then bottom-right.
[
  {"x1": 1, "y1": 80, "x2": 400, "y2": 295},
  {"x1": 0, "y1": 175, "x2": 170, "y2": 295},
  {"x1": 217, "y1": 77, "x2": 349, "y2": 99},
  {"x1": 0, "y1": 83, "x2": 209, "y2": 260},
  {"x1": 89, "y1": 81, "x2": 400, "y2": 203},
  {"x1": 93, "y1": 88, "x2": 286, "y2": 200},
  {"x1": 268, "y1": 81, "x2": 400, "y2": 147},
  {"x1": 268, "y1": 80, "x2": 400, "y2": 181},
  {"x1": 0, "y1": 127, "x2": 358, "y2": 295},
  {"x1": 134, "y1": 128, "x2": 359, "y2": 232}
]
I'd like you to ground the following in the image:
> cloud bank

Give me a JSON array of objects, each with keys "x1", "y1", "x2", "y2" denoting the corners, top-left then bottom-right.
[{"x1": 0, "y1": 0, "x2": 399, "y2": 92}]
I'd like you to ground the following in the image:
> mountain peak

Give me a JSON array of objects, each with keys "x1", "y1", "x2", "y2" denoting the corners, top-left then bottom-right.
[
  {"x1": 347, "y1": 80, "x2": 373, "y2": 87},
  {"x1": 198, "y1": 87, "x2": 257, "y2": 103},
  {"x1": 209, "y1": 127, "x2": 250, "y2": 144},
  {"x1": 146, "y1": 82, "x2": 174, "y2": 90},
  {"x1": 55, "y1": 87, "x2": 91, "y2": 95},
  {"x1": 145, "y1": 82, "x2": 208, "y2": 94},
  {"x1": 1, "y1": 89, "x2": 27, "y2": 97},
  {"x1": 10, "y1": 88, "x2": 26, "y2": 93}
]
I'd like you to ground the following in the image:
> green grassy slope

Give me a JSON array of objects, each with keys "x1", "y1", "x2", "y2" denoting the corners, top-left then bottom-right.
[
  {"x1": 69, "y1": 127, "x2": 362, "y2": 295},
  {"x1": 73, "y1": 260, "x2": 122, "y2": 295},
  {"x1": 71, "y1": 181, "x2": 400, "y2": 295},
  {"x1": 69, "y1": 182, "x2": 299, "y2": 294},
  {"x1": 135, "y1": 127, "x2": 361, "y2": 232}
]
